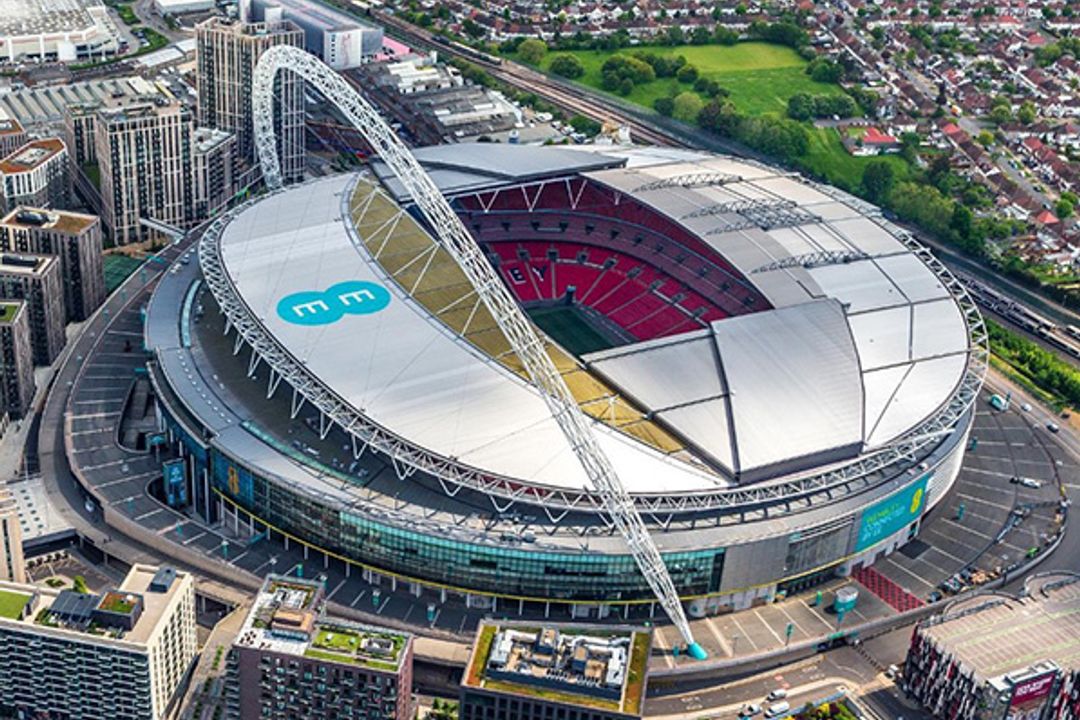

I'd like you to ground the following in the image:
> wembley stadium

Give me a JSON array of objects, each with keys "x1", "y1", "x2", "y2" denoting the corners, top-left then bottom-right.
[{"x1": 145, "y1": 142, "x2": 986, "y2": 618}]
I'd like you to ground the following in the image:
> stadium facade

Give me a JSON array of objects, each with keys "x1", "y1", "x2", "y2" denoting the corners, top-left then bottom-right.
[{"x1": 145, "y1": 145, "x2": 985, "y2": 616}]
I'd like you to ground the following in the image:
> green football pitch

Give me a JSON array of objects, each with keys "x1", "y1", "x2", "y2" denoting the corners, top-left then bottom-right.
[{"x1": 527, "y1": 305, "x2": 617, "y2": 356}]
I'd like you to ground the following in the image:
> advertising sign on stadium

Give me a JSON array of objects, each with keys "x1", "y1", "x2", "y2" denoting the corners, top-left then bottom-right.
[
  {"x1": 1007, "y1": 670, "x2": 1058, "y2": 720},
  {"x1": 854, "y1": 474, "x2": 930, "y2": 552}
]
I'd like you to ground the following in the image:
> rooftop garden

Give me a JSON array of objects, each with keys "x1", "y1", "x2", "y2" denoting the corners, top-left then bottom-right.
[
  {"x1": 467, "y1": 624, "x2": 647, "y2": 714},
  {"x1": 98, "y1": 592, "x2": 138, "y2": 614},
  {"x1": 0, "y1": 589, "x2": 31, "y2": 620},
  {"x1": 0, "y1": 303, "x2": 18, "y2": 324},
  {"x1": 304, "y1": 625, "x2": 405, "y2": 672}
]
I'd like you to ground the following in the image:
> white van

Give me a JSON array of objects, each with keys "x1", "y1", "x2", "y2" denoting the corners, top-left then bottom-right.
[{"x1": 765, "y1": 702, "x2": 790, "y2": 718}]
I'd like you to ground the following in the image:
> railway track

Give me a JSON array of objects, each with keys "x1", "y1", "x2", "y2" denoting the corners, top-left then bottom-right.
[{"x1": 374, "y1": 12, "x2": 684, "y2": 148}]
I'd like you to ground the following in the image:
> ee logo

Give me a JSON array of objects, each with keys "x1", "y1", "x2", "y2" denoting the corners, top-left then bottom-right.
[
  {"x1": 277, "y1": 280, "x2": 391, "y2": 326},
  {"x1": 910, "y1": 486, "x2": 924, "y2": 514}
]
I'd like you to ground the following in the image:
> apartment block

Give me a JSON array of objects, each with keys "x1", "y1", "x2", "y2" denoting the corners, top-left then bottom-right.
[
  {"x1": 0, "y1": 253, "x2": 66, "y2": 365},
  {"x1": 0, "y1": 301, "x2": 34, "y2": 419},
  {"x1": 195, "y1": 18, "x2": 305, "y2": 188},
  {"x1": 192, "y1": 127, "x2": 236, "y2": 220},
  {"x1": 0, "y1": 138, "x2": 71, "y2": 213},
  {"x1": 225, "y1": 575, "x2": 413, "y2": 719},
  {"x1": 0, "y1": 118, "x2": 28, "y2": 159},
  {"x1": 0, "y1": 207, "x2": 106, "y2": 322},
  {"x1": 0, "y1": 564, "x2": 198, "y2": 720},
  {"x1": 0, "y1": 486, "x2": 25, "y2": 583}
]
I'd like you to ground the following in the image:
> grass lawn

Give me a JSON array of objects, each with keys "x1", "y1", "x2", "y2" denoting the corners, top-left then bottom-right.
[
  {"x1": 798, "y1": 127, "x2": 911, "y2": 194},
  {"x1": 529, "y1": 42, "x2": 844, "y2": 116},
  {"x1": 0, "y1": 589, "x2": 31, "y2": 620},
  {"x1": 103, "y1": 254, "x2": 145, "y2": 294}
]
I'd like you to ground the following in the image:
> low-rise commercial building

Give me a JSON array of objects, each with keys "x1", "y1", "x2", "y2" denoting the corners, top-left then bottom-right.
[
  {"x1": 0, "y1": 138, "x2": 71, "y2": 213},
  {"x1": 225, "y1": 574, "x2": 413, "y2": 719},
  {"x1": 906, "y1": 573, "x2": 1080, "y2": 720},
  {"x1": 0, "y1": 253, "x2": 66, "y2": 365},
  {"x1": 460, "y1": 621, "x2": 652, "y2": 720},
  {"x1": 0, "y1": 565, "x2": 198, "y2": 720},
  {"x1": 0, "y1": 0, "x2": 119, "y2": 63},
  {"x1": 245, "y1": 0, "x2": 382, "y2": 69},
  {"x1": 0, "y1": 207, "x2": 106, "y2": 322}
]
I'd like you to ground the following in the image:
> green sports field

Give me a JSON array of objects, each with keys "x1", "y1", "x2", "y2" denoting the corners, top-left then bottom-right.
[
  {"x1": 528, "y1": 305, "x2": 617, "y2": 356},
  {"x1": 531, "y1": 42, "x2": 845, "y2": 116},
  {"x1": 104, "y1": 255, "x2": 145, "y2": 295}
]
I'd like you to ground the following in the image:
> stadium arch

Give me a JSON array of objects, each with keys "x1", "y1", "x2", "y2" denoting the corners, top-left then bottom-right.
[{"x1": 250, "y1": 45, "x2": 708, "y2": 658}]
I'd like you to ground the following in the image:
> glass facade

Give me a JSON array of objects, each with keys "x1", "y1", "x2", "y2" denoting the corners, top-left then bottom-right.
[{"x1": 197, "y1": 441, "x2": 724, "y2": 602}]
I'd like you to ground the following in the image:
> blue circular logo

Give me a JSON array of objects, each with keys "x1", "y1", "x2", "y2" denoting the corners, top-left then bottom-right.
[{"x1": 277, "y1": 280, "x2": 391, "y2": 326}]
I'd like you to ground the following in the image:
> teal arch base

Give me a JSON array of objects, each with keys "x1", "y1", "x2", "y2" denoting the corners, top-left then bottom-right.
[{"x1": 688, "y1": 642, "x2": 708, "y2": 660}]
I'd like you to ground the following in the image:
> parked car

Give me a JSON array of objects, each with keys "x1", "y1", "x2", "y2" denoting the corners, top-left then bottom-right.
[
  {"x1": 765, "y1": 702, "x2": 791, "y2": 718},
  {"x1": 767, "y1": 689, "x2": 788, "y2": 702},
  {"x1": 1019, "y1": 477, "x2": 1042, "y2": 489},
  {"x1": 742, "y1": 704, "x2": 763, "y2": 717}
]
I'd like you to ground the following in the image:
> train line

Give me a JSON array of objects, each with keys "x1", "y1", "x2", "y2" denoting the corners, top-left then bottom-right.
[{"x1": 373, "y1": 11, "x2": 683, "y2": 148}]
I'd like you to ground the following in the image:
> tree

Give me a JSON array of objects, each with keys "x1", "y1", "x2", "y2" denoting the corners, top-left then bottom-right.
[
  {"x1": 787, "y1": 92, "x2": 814, "y2": 121},
  {"x1": 618, "y1": 77, "x2": 634, "y2": 95},
  {"x1": 676, "y1": 64, "x2": 698, "y2": 83},
  {"x1": 989, "y1": 104, "x2": 1012, "y2": 125},
  {"x1": 665, "y1": 26, "x2": 685, "y2": 46},
  {"x1": 950, "y1": 203, "x2": 973, "y2": 240},
  {"x1": 1055, "y1": 197, "x2": 1075, "y2": 219},
  {"x1": 976, "y1": 130, "x2": 995, "y2": 147},
  {"x1": 73, "y1": 575, "x2": 89, "y2": 594},
  {"x1": 462, "y1": 18, "x2": 485, "y2": 39},
  {"x1": 549, "y1": 54, "x2": 584, "y2": 78},
  {"x1": 806, "y1": 57, "x2": 843, "y2": 83},
  {"x1": 672, "y1": 91, "x2": 704, "y2": 122},
  {"x1": 862, "y1": 160, "x2": 896, "y2": 202},
  {"x1": 518, "y1": 38, "x2": 547, "y2": 64},
  {"x1": 691, "y1": 26, "x2": 711, "y2": 45},
  {"x1": 1017, "y1": 100, "x2": 1037, "y2": 124},
  {"x1": 653, "y1": 96, "x2": 675, "y2": 116},
  {"x1": 698, "y1": 100, "x2": 742, "y2": 136}
]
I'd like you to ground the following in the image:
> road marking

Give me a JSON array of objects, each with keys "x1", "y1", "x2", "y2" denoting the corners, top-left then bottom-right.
[
  {"x1": 68, "y1": 411, "x2": 122, "y2": 420},
  {"x1": 775, "y1": 602, "x2": 806, "y2": 640},
  {"x1": 327, "y1": 578, "x2": 347, "y2": 600},
  {"x1": 136, "y1": 508, "x2": 164, "y2": 522},
  {"x1": 183, "y1": 531, "x2": 207, "y2": 546},
  {"x1": 730, "y1": 614, "x2": 759, "y2": 652},
  {"x1": 754, "y1": 609, "x2": 785, "y2": 646},
  {"x1": 702, "y1": 616, "x2": 733, "y2": 657},
  {"x1": 651, "y1": 626, "x2": 676, "y2": 668},
  {"x1": 350, "y1": 590, "x2": 367, "y2": 607}
]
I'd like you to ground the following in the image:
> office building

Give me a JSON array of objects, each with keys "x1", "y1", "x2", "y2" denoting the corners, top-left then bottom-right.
[
  {"x1": 0, "y1": 118, "x2": 28, "y2": 159},
  {"x1": 195, "y1": 18, "x2": 304, "y2": 188},
  {"x1": 460, "y1": 621, "x2": 652, "y2": 720},
  {"x1": 0, "y1": 564, "x2": 198, "y2": 720},
  {"x1": 245, "y1": 0, "x2": 382, "y2": 70},
  {"x1": 906, "y1": 573, "x2": 1080, "y2": 720},
  {"x1": 0, "y1": 254, "x2": 66, "y2": 365},
  {"x1": 0, "y1": 138, "x2": 71, "y2": 213},
  {"x1": 225, "y1": 575, "x2": 413, "y2": 719},
  {"x1": 0, "y1": 208, "x2": 106, "y2": 322},
  {"x1": 0, "y1": 487, "x2": 26, "y2": 583},
  {"x1": 0, "y1": 301, "x2": 33, "y2": 419},
  {"x1": 94, "y1": 98, "x2": 194, "y2": 244}
]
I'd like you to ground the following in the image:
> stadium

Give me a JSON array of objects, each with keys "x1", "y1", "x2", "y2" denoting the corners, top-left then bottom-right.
[{"x1": 145, "y1": 139, "x2": 985, "y2": 620}]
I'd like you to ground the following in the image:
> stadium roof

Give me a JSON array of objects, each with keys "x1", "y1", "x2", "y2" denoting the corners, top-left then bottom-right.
[
  {"x1": 212, "y1": 147, "x2": 975, "y2": 493},
  {"x1": 216, "y1": 173, "x2": 720, "y2": 494}
]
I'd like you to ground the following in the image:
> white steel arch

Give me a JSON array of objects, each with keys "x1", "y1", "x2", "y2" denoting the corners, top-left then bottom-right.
[{"x1": 251, "y1": 45, "x2": 704, "y2": 656}]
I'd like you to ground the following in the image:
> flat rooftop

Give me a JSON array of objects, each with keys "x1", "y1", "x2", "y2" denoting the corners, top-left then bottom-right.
[
  {"x1": 918, "y1": 574, "x2": 1080, "y2": 681},
  {"x1": 234, "y1": 575, "x2": 409, "y2": 673},
  {"x1": 0, "y1": 564, "x2": 190, "y2": 647},
  {"x1": 0, "y1": 0, "x2": 103, "y2": 37},
  {"x1": 464, "y1": 621, "x2": 651, "y2": 716},
  {"x1": 1, "y1": 207, "x2": 97, "y2": 236},
  {"x1": 0, "y1": 138, "x2": 64, "y2": 174},
  {"x1": 0, "y1": 253, "x2": 53, "y2": 276}
]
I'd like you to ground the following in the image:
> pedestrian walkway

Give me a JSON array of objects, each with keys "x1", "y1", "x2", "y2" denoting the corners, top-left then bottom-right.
[{"x1": 852, "y1": 566, "x2": 924, "y2": 613}]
